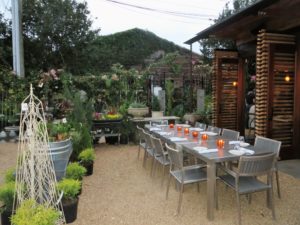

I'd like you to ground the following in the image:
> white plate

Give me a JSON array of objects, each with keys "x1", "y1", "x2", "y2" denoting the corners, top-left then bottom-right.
[
  {"x1": 176, "y1": 124, "x2": 191, "y2": 128},
  {"x1": 193, "y1": 146, "x2": 208, "y2": 151},
  {"x1": 240, "y1": 142, "x2": 250, "y2": 147},
  {"x1": 229, "y1": 149, "x2": 254, "y2": 156},
  {"x1": 190, "y1": 128, "x2": 203, "y2": 131},
  {"x1": 229, "y1": 150, "x2": 245, "y2": 156}
]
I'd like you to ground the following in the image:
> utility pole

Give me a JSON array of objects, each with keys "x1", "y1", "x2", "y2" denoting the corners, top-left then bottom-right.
[{"x1": 12, "y1": 0, "x2": 24, "y2": 77}]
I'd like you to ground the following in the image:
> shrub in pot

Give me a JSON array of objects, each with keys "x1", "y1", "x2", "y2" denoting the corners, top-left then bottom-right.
[
  {"x1": 11, "y1": 199, "x2": 60, "y2": 225},
  {"x1": 78, "y1": 148, "x2": 95, "y2": 176},
  {"x1": 0, "y1": 182, "x2": 15, "y2": 225},
  {"x1": 57, "y1": 179, "x2": 81, "y2": 223},
  {"x1": 66, "y1": 162, "x2": 86, "y2": 181},
  {"x1": 127, "y1": 102, "x2": 149, "y2": 118},
  {"x1": 151, "y1": 96, "x2": 163, "y2": 118}
]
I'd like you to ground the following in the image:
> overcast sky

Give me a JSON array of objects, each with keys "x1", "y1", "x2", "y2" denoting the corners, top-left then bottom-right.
[{"x1": 0, "y1": 0, "x2": 228, "y2": 52}]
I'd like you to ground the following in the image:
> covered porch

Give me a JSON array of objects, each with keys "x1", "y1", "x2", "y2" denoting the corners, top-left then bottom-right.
[{"x1": 185, "y1": 0, "x2": 300, "y2": 159}]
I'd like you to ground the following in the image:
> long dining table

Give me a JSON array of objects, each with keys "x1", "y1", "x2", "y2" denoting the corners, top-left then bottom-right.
[{"x1": 146, "y1": 124, "x2": 272, "y2": 221}]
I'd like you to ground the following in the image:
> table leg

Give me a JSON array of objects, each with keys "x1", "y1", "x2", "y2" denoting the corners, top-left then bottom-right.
[{"x1": 207, "y1": 161, "x2": 216, "y2": 221}]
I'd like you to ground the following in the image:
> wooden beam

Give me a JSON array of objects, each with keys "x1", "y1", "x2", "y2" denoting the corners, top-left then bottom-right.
[{"x1": 293, "y1": 33, "x2": 300, "y2": 158}]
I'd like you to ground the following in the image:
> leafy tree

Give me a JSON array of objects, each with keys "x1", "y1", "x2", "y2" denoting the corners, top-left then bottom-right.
[
  {"x1": 199, "y1": 0, "x2": 258, "y2": 62},
  {"x1": 0, "y1": 13, "x2": 12, "y2": 68},
  {"x1": 84, "y1": 28, "x2": 187, "y2": 72},
  {"x1": 22, "y1": 0, "x2": 99, "y2": 74}
]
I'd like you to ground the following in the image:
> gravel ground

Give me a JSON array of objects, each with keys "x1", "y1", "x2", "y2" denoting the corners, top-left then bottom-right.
[{"x1": 1, "y1": 143, "x2": 300, "y2": 225}]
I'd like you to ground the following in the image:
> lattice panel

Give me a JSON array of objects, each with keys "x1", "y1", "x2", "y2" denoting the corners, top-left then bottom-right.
[
  {"x1": 256, "y1": 30, "x2": 295, "y2": 140},
  {"x1": 212, "y1": 51, "x2": 238, "y2": 129}
]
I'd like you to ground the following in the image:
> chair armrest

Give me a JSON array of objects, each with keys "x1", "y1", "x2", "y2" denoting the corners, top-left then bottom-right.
[{"x1": 218, "y1": 164, "x2": 238, "y2": 178}]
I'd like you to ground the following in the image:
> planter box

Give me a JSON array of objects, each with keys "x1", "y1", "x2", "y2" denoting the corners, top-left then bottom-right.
[
  {"x1": 127, "y1": 107, "x2": 149, "y2": 118},
  {"x1": 183, "y1": 114, "x2": 202, "y2": 126},
  {"x1": 151, "y1": 111, "x2": 164, "y2": 118}
]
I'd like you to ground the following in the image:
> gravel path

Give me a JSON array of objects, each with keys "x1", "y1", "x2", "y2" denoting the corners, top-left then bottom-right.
[{"x1": 1, "y1": 143, "x2": 300, "y2": 225}]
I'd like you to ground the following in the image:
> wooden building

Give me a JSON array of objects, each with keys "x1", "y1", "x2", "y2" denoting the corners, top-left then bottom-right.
[{"x1": 185, "y1": 0, "x2": 300, "y2": 159}]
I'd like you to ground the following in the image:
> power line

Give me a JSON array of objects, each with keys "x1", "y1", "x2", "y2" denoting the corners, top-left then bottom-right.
[
  {"x1": 104, "y1": 0, "x2": 216, "y2": 19},
  {"x1": 113, "y1": 3, "x2": 213, "y2": 25}
]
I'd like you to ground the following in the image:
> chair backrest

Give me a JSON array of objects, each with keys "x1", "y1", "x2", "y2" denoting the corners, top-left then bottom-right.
[
  {"x1": 150, "y1": 135, "x2": 164, "y2": 155},
  {"x1": 165, "y1": 143, "x2": 183, "y2": 169},
  {"x1": 143, "y1": 130, "x2": 154, "y2": 149},
  {"x1": 254, "y1": 136, "x2": 282, "y2": 157},
  {"x1": 150, "y1": 120, "x2": 168, "y2": 126},
  {"x1": 207, "y1": 125, "x2": 221, "y2": 135},
  {"x1": 222, "y1": 128, "x2": 240, "y2": 140},
  {"x1": 237, "y1": 152, "x2": 276, "y2": 177},
  {"x1": 136, "y1": 125, "x2": 145, "y2": 140},
  {"x1": 195, "y1": 122, "x2": 207, "y2": 130}
]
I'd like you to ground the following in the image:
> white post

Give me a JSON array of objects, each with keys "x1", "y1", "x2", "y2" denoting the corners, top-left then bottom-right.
[{"x1": 12, "y1": 0, "x2": 25, "y2": 77}]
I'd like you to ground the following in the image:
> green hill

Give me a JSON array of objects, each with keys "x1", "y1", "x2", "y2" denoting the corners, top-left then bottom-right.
[{"x1": 87, "y1": 28, "x2": 190, "y2": 72}]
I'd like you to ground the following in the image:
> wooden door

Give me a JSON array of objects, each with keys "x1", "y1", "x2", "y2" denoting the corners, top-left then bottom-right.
[
  {"x1": 269, "y1": 45, "x2": 295, "y2": 159},
  {"x1": 256, "y1": 30, "x2": 296, "y2": 159},
  {"x1": 212, "y1": 50, "x2": 244, "y2": 131}
]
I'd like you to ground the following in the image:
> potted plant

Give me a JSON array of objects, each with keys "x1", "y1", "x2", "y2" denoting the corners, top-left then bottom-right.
[
  {"x1": 78, "y1": 148, "x2": 95, "y2": 176},
  {"x1": 127, "y1": 102, "x2": 149, "y2": 118},
  {"x1": 11, "y1": 199, "x2": 60, "y2": 225},
  {"x1": 0, "y1": 182, "x2": 15, "y2": 225},
  {"x1": 46, "y1": 121, "x2": 73, "y2": 181},
  {"x1": 66, "y1": 162, "x2": 87, "y2": 180},
  {"x1": 151, "y1": 95, "x2": 164, "y2": 118},
  {"x1": 57, "y1": 179, "x2": 81, "y2": 223}
]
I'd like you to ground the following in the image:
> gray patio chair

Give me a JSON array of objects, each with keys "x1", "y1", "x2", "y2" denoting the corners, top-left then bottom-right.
[
  {"x1": 207, "y1": 125, "x2": 222, "y2": 135},
  {"x1": 222, "y1": 128, "x2": 240, "y2": 140},
  {"x1": 254, "y1": 136, "x2": 282, "y2": 198},
  {"x1": 218, "y1": 152, "x2": 277, "y2": 225},
  {"x1": 136, "y1": 125, "x2": 146, "y2": 159},
  {"x1": 150, "y1": 135, "x2": 170, "y2": 185},
  {"x1": 195, "y1": 122, "x2": 207, "y2": 130},
  {"x1": 143, "y1": 130, "x2": 156, "y2": 173},
  {"x1": 165, "y1": 143, "x2": 207, "y2": 215}
]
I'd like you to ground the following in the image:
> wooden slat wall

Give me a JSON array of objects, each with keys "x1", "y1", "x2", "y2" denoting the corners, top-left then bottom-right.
[
  {"x1": 256, "y1": 30, "x2": 295, "y2": 151},
  {"x1": 272, "y1": 52, "x2": 294, "y2": 148},
  {"x1": 213, "y1": 51, "x2": 239, "y2": 129}
]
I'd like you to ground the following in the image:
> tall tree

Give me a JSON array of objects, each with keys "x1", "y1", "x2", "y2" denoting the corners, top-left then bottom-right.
[
  {"x1": 0, "y1": 13, "x2": 12, "y2": 68},
  {"x1": 199, "y1": 0, "x2": 258, "y2": 62},
  {"x1": 22, "y1": 0, "x2": 99, "y2": 74}
]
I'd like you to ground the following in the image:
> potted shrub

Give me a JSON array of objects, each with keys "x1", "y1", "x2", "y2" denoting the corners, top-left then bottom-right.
[
  {"x1": 127, "y1": 102, "x2": 149, "y2": 118},
  {"x1": 66, "y1": 162, "x2": 86, "y2": 180},
  {"x1": 57, "y1": 179, "x2": 81, "y2": 223},
  {"x1": 151, "y1": 95, "x2": 164, "y2": 118},
  {"x1": 78, "y1": 148, "x2": 95, "y2": 176},
  {"x1": 0, "y1": 182, "x2": 15, "y2": 225},
  {"x1": 11, "y1": 199, "x2": 60, "y2": 225}
]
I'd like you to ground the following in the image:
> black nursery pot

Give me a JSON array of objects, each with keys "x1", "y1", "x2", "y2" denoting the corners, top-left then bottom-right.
[
  {"x1": 1, "y1": 210, "x2": 12, "y2": 225},
  {"x1": 84, "y1": 162, "x2": 94, "y2": 176},
  {"x1": 63, "y1": 198, "x2": 79, "y2": 224}
]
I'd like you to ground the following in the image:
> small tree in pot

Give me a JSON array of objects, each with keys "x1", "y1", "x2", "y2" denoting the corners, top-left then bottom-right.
[
  {"x1": 78, "y1": 148, "x2": 95, "y2": 176},
  {"x1": 57, "y1": 179, "x2": 81, "y2": 224}
]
